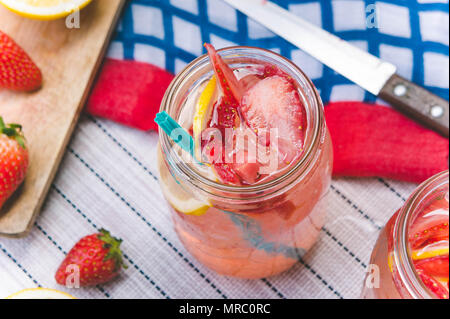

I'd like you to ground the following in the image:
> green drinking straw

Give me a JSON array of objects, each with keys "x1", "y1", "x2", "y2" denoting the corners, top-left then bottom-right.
[{"x1": 155, "y1": 111, "x2": 201, "y2": 164}]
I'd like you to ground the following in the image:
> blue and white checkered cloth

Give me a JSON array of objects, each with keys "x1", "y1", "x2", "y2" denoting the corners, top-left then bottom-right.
[
  {"x1": 0, "y1": 0, "x2": 448, "y2": 299},
  {"x1": 108, "y1": 0, "x2": 449, "y2": 104}
]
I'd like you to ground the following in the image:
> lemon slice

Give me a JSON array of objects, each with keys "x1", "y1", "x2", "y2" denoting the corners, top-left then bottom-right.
[
  {"x1": 193, "y1": 76, "x2": 217, "y2": 160},
  {"x1": 411, "y1": 247, "x2": 449, "y2": 261},
  {"x1": 6, "y1": 288, "x2": 75, "y2": 299},
  {"x1": 157, "y1": 148, "x2": 211, "y2": 216},
  {"x1": 411, "y1": 247, "x2": 449, "y2": 260},
  {"x1": 388, "y1": 252, "x2": 394, "y2": 273},
  {"x1": 0, "y1": 0, "x2": 92, "y2": 20}
]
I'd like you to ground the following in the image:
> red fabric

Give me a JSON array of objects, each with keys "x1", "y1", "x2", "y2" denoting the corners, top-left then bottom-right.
[
  {"x1": 326, "y1": 102, "x2": 448, "y2": 183},
  {"x1": 86, "y1": 59, "x2": 174, "y2": 131},
  {"x1": 86, "y1": 58, "x2": 449, "y2": 183}
]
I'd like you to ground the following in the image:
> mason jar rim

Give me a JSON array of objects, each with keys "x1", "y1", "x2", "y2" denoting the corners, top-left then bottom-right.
[
  {"x1": 393, "y1": 170, "x2": 449, "y2": 299},
  {"x1": 159, "y1": 46, "x2": 325, "y2": 199}
]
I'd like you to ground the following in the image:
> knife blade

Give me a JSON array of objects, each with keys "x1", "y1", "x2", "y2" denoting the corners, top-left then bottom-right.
[{"x1": 224, "y1": 0, "x2": 449, "y2": 137}]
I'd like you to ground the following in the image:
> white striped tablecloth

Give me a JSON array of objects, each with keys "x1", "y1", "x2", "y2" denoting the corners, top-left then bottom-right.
[{"x1": 0, "y1": 114, "x2": 418, "y2": 299}]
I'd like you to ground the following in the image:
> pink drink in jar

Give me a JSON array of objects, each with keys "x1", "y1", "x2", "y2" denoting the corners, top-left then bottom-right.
[
  {"x1": 157, "y1": 46, "x2": 333, "y2": 278},
  {"x1": 362, "y1": 170, "x2": 449, "y2": 298}
]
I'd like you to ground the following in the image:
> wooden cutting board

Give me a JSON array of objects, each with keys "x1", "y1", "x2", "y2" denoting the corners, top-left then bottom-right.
[{"x1": 0, "y1": 0, "x2": 125, "y2": 237}]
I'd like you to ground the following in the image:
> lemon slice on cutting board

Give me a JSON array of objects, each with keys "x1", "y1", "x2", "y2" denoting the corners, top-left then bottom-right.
[
  {"x1": 157, "y1": 148, "x2": 211, "y2": 216},
  {"x1": 193, "y1": 76, "x2": 217, "y2": 161},
  {"x1": 6, "y1": 288, "x2": 75, "y2": 299},
  {"x1": 0, "y1": 0, "x2": 92, "y2": 20}
]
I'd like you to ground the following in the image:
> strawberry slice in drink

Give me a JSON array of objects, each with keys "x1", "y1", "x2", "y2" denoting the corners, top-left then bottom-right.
[
  {"x1": 241, "y1": 75, "x2": 306, "y2": 167},
  {"x1": 238, "y1": 64, "x2": 294, "y2": 92},
  {"x1": 202, "y1": 97, "x2": 242, "y2": 185},
  {"x1": 232, "y1": 149, "x2": 261, "y2": 185},
  {"x1": 410, "y1": 221, "x2": 449, "y2": 249},
  {"x1": 409, "y1": 198, "x2": 449, "y2": 249},
  {"x1": 212, "y1": 163, "x2": 242, "y2": 185},
  {"x1": 409, "y1": 194, "x2": 449, "y2": 298},
  {"x1": 204, "y1": 97, "x2": 261, "y2": 185},
  {"x1": 204, "y1": 43, "x2": 243, "y2": 103},
  {"x1": 416, "y1": 268, "x2": 449, "y2": 299},
  {"x1": 209, "y1": 97, "x2": 241, "y2": 129},
  {"x1": 203, "y1": 44, "x2": 260, "y2": 185},
  {"x1": 261, "y1": 64, "x2": 294, "y2": 81},
  {"x1": 415, "y1": 255, "x2": 449, "y2": 278}
]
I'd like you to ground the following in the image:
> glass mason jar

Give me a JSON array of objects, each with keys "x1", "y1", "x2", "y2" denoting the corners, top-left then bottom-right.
[
  {"x1": 157, "y1": 47, "x2": 333, "y2": 279},
  {"x1": 361, "y1": 170, "x2": 449, "y2": 298}
]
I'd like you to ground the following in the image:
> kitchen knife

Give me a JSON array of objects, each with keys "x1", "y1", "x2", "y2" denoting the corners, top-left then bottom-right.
[{"x1": 224, "y1": 0, "x2": 449, "y2": 137}]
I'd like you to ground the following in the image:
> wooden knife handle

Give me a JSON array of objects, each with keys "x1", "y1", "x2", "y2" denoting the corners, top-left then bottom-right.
[{"x1": 379, "y1": 74, "x2": 449, "y2": 138}]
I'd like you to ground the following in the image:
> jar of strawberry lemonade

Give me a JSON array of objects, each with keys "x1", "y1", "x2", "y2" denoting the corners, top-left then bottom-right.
[
  {"x1": 362, "y1": 170, "x2": 449, "y2": 298},
  {"x1": 157, "y1": 46, "x2": 333, "y2": 278}
]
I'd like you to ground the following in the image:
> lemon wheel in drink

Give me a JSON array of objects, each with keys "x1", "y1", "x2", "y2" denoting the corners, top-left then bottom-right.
[{"x1": 157, "y1": 148, "x2": 211, "y2": 217}]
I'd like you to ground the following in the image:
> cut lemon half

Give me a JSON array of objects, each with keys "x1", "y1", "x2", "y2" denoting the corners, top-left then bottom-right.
[
  {"x1": 157, "y1": 148, "x2": 211, "y2": 216},
  {"x1": 0, "y1": 0, "x2": 92, "y2": 20},
  {"x1": 6, "y1": 288, "x2": 75, "y2": 299},
  {"x1": 193, "y1": 76, "x2": 217, "y2": 161}
]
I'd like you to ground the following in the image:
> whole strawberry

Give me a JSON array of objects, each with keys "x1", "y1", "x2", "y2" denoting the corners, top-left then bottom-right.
[
  {"x1": 0, "y1": 30, "x2": 42, "y2": 91},
  {"x1": 0, "y1": 117, "x2": 29, "y2": 209},
  {"x1": 55, "y1": 229, "x2": 127, "y2": 287}
]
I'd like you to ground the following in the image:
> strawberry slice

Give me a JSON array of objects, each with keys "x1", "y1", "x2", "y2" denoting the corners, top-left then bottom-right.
[
  {"x1": 416, "y1": 269, "x2": 449, "y2": 299},
  {"x1": 241, "y1": 75, "x2": 306, "y2": 166},
  {"x1": 415, "y1": 255, "x2": 449, "y2": 278},
  {"x1": 239, "y1": 74, "x2": 261, "y2": 92},
  {"x1": 212, "y1": 163, "x2": 242, "y2": 185},
  {"x1": 203, "y1": 98, "x2": 259, "y2": 185},
  {"x1": 238, "y1": 64, "x2": 295, "y2": 91},
  {"x1": 200, "y1": 97, "x2": 242, "y2": 185},
  {"x1": 204, "y1": 43, "x2": 244, "y2": 103},
  {"x1": 410, "y1": 222, "x2": 449, "y2": 249},
  {"x1": 233, "y1": 150, "x2": 260, "y2": 185},
  {"x1": 210, "y1": 97, "x2": 241, "y2": 129},
  {"x1": 427, "y1": 196, "x2": 449, "y2": 211},
  {"x1": 262, "y1": 64, "x2": 293, "y2": 81},
  {"x1": 409, "y1": 198, "x2": 449, "y2": 249}
]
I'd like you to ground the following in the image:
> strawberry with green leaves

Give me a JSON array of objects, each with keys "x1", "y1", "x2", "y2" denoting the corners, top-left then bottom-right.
[
  {"x1": 0, "y1": 117, "x2": 29, "y2": 210},
  {"x1": 55, "y1": 229, "x2": 127, "y2": 287},
  {"x1": 0, "y1": 30, "x2": 42, "y2": 92}
]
